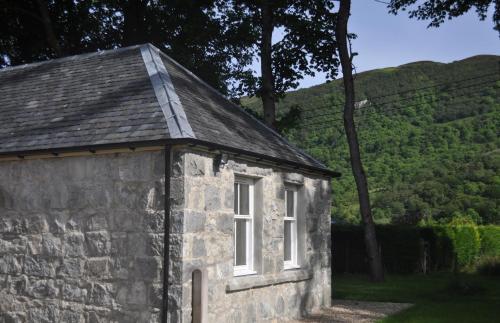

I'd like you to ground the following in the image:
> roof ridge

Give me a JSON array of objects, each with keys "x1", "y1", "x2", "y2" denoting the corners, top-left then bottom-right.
[
  {"x1": 0, "y1": 44, "x2": 145, "y2": 73},
  {"x1": 149, "y1": 43, "x2": 327, "y2": 168},
  {"x1": 140, "y1": 44, "x2": 195, "y2": 139}
]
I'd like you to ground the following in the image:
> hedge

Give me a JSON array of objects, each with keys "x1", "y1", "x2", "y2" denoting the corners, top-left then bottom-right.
[
  {"x1": 332, "y1": 224, "x2": 497, "y2": 274},
  {"x1": 478, "y1": 226, "x2": 500, "y2": 256},
  {"x1": 448, "y1": 225, "x2": 481, "y2": 267}
]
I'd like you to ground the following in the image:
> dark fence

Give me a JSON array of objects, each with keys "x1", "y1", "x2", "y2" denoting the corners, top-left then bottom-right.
[{"x1": 331, "y1": 225, "x2": 499, "y2": 274}]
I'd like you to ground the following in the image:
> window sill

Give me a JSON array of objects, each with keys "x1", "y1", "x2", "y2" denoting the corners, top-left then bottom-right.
[
  {"x1": 233, "y1": 269, "x2": 257, "y2": 277},
  {"x1": 226, "y1": 269, "x2": 313, "y2": 293},
  {"x1": 284, "y1": 264, "x2": 301, "y2": 270}
]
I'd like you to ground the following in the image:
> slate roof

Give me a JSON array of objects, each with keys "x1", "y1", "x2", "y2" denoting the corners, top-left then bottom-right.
[{"x1": 0, "y1": 44, "x2": 337, "y2": 175}]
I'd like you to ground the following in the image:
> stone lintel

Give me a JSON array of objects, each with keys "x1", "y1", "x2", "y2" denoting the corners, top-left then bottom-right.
[{"x1": 283, "y1": 172, "x2": 305, "y2": 185}]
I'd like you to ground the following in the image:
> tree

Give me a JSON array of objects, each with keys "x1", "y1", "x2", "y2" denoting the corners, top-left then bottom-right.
[
  {"x1": 100, "y1": 0, "x2": 254, "y2": 94},
  {"x1": 0, "y1": 0, "x2": 252, "y2": 95},
  {"x1": 226, "y1": 0, "x2": 339, "y2": 127},
  {"x1": 388, "y1": 0, "x2": 500, "y2": 35},
  {"x1": 0, "y1": 0, "x2": 114, "y2": 64},
  {"x1": 34, "y1": 0, "x2": 62, "y2": 56},
  {"x1": 336, "y1": 0, "x2": 385, "y2": 281}
]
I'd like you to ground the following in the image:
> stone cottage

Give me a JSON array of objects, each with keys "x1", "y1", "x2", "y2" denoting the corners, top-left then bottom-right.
[{"x1": 0, "y1": 44, "x2": 339, "y2": 322}]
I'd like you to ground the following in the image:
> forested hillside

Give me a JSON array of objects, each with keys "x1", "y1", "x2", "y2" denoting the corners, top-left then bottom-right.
[{"x1": 242, "y1": 55, "x2": 500, "y2": 225}]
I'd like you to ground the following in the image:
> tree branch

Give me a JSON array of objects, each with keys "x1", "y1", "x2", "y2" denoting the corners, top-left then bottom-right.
[
  {"x1": 34, "y1": 0, "x2": 62, "y2": 57},
  {"x1": 3, "y1": 4, "x2": 43, "y2": 22}
]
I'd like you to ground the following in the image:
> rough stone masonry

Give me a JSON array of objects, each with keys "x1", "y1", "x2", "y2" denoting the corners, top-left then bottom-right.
[
  {"x1": 172, "y1": 149, "x2": 332, "y2": 322},
  {"x1": 0, "y1": 147, "x2": 332, "y2": 322},
  {"x1": 0, "y1": 151, "x2": 166, "y2": 322}
]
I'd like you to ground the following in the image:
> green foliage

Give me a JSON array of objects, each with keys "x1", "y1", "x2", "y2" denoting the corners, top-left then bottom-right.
[
  {"x1": 388, "y1": 0, "x2": 500, "y2": 35},
  {"x1": 243, "y1": 55, "x2": 500, "y2": 225},
  {"x1": 0, "y1": 0, "x2": 254, "y2": 95},
  {"x1": 275, "y1": 105, "x2": 303, "y2": 133},
  {"x1": 443, "y1": 224, "x2": 481, "y2": 267},
  {"x1": 446, "y1": 209, "x2": 482, "y2": 225},
  {"x1": 222, "y1": 0, "x2": 339, "y2": 98},
  {"x1": 478, "y1": 226, "x2": 500, "y2": 256}
]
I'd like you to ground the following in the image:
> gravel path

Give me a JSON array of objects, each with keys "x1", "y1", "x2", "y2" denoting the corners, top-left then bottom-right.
[{"x1": 293, "y1": 300, "x2": 413, "y2": 323}]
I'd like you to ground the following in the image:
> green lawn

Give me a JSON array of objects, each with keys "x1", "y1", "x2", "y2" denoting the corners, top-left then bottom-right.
[{"x1": 333, "y1": 273, "x2": 500, "y2": 323}]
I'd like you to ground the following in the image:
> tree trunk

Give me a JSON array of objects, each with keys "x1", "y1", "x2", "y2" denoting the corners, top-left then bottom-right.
[
  {"x1": 336, "y1": 0, "x2": 384, "y2": 282},
  {"x1": 260, "y1": 0, "x2": 276, "y2": 128},
  {"x1": 34, "y1": 0, "x2": 62, "y2": 57},
  {"x1": 122, "y1": 0, "x2": 147, "y2": 46}
]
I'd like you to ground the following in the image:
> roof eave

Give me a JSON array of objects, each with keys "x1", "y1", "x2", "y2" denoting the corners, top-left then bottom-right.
[
  {"x1": 0, "y1": 138, "x2": 341, "y2": 178},
  {"x1": 182, "y1": 138, "x2": 341, "y2": 178}
]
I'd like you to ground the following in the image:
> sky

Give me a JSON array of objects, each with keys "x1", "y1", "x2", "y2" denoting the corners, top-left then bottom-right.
[{"x1": 252, "y1": 1, "x2": 499, "y2": 89}]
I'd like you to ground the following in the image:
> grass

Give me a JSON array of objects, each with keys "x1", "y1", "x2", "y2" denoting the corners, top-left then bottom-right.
[{"x1": 333, "y1": 273, "x2": 500, "y2": 323}]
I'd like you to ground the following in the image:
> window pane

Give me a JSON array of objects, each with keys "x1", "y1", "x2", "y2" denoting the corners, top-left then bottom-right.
[
  {"x1": 286, "y1": 190, "x2": 294, "y2": 218},
  {"x1": 234, "y1": 183, "x2": 238, "y2": 214},
  {"x1": 239, "y1": 184, "x2": 249, "y2": 215},
  {"x1": 284, "y1": 220, "x2": 292, "y2": 261},
  {"x1": 235, "y1": 219, "x2": 247, "y2": 266}
]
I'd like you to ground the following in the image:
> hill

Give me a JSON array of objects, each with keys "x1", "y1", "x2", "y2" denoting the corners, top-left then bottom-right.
[{"x1": 242, "y1": 55, "x2": 500, "y2": 224}]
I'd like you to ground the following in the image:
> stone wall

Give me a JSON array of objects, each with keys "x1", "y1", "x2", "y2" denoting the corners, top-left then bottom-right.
[
  {"x1": 0, "y1": 147, "x2": 332, "y2": 323},
  {"x1": 0, "y1": 151, "x2": 166, "y2": 323},
  {"x1": 177, "y1": 150, "x2": 332, "y2": 322}
]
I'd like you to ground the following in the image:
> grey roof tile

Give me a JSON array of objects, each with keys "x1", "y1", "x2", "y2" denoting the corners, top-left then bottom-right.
[{"x1": 0, "y1": 44, "x2": 333, "y2": 174}]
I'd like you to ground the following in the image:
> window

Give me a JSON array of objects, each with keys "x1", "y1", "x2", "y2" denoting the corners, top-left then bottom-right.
[
  {"x1": 234, "y1": 177, "x2": 255, "y2": 276},
  {"x1": 284, "y1": 186, "x2": 298, "y2": 269}
]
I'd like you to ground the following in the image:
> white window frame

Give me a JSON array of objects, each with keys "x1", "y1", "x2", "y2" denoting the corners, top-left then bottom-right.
[
  {"x1": 284, "y1": 185, "x2": 299, "y2": 269},
  {"x1": 233, "y1": 177, "x2": 256, "y2": 276}
]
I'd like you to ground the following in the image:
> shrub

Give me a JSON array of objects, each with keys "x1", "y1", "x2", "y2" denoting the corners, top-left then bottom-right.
[
  {"x1": 423, "y1": 224, "x2": 481, "y2": 268},
  {"x1": 449, "y1": 225, "x2": 481, "y2": 267},
  {"x1": 478, "y1": 226, "x2": 500, "y2": 256}
]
